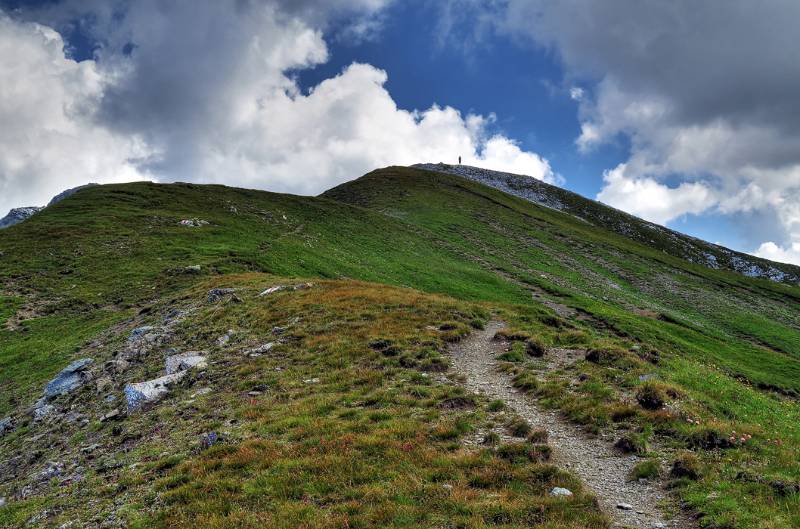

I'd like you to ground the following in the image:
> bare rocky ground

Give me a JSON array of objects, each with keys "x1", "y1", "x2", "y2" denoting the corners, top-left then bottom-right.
[{"x1": 449, "y1": 321, "x2": 696, "y2": 529}]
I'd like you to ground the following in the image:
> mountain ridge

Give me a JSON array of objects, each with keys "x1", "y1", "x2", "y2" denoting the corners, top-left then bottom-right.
[{"x1": 413, "y1": 163, "x2": 799, "y2": 284}]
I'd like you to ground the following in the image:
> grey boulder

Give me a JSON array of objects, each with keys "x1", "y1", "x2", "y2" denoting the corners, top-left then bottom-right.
[
  {"x1": 0, "y1": 417, "x2": 13, "y2": 437},
  {"x1": 207, "y1": 288, "x2": 236, "y2": 302},
  {"x1": 124, "y1": 372, "x2": 187, "y2": 412},
  {"x1": 165, "y1": 352, "x2": 207, "y2": 375},
  {"x1": 43, "y1": 358, "x2": 93, "y2": 399}
]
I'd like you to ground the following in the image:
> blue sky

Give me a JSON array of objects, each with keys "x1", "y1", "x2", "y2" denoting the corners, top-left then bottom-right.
[{"x1": 1, "y1": 1, "x2": 799, "y2": 264}]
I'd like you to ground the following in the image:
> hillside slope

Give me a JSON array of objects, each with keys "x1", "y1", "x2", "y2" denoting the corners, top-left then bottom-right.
[
  {"x1": 0, "y1": 167, "x2": 798, "y2": 528},
  {"x1": 414, "y1": 163, "x2": 800, "y2": 284}
]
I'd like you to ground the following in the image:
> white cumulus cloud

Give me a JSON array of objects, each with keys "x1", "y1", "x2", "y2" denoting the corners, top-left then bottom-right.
[
  {"x1": 0, "y1": 0, "x2": 557, "y2": 215},
  {"x1": 0, "y1": 12, "x2": 152, "y2": 212},
  {"x1": 596, "y1": 163, "x2": 715, "y2": 225},
  {"x1": 753, "y1": 242, "x2": 800, "y2": 266}
]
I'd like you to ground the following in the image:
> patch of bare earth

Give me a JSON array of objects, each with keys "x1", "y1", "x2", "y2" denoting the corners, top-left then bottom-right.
[{"x1": 449, "y1": 321, "x2": 695, "y2": 529}]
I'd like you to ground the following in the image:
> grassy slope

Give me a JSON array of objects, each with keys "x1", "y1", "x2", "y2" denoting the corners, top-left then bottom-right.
[{"x1": 0, "y1": 167, "x2": 798, "y2": 528}]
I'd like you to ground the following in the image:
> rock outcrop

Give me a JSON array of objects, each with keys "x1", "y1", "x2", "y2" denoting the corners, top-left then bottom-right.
[
  {"x1": 0, "y1": 207, "x2": 42, "y2": 229},
  {"x1": 124, "y1": 372, "x2": 187, "y2": 412},
  {"x1": 42, "y1": 358, "x2": 94, "y2": 399}
]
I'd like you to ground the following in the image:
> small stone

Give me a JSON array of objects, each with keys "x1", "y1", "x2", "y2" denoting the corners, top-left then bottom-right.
[
  {"x1": 550, "y1": 487, "x2": 573, "y2": 497},
  {"x1": 271, "y1": 326, "x2": 285, "y2": 335},
  {"x1": 217, "y1": 331, "x2": 234, "y2": 346},
  {"x1": 616, "y1": 502, "x2": 633, "y2": 510},
  {"x1": 247, "y1": 391, "x2": 262, "y2": 397},
  {"x1": 81, "y1": 444, "x2": 100, "y2": 454},
  {"x1": 303, "y1": 378, "x2": 320, "y2": 384},
  {"x1": 178, "y1": 218, "x2": 208, "y2": 227},
  {"x1": 246, "y1": 342, "x2": 274, "y2": 355},
  {"x1": 100, "y1": 409, "x2": 121, "y2": 422},
  {"x1": 192, "y1": 387, "x2": 212, "y2": 397},
  {"x1": 39, "y1": 461, "x2": 65, "y2": 481},
  {"x1": 184, "y1": 265, "x2": 202, "y2": 274},
  {"x1": 0, "y1": 496, "x2": 5, "y2": 507},
  {"x1": 442, "y1": 483, "x2": 453, "y2": 490},
  {"x1": 293, "y1": 282, "x2": 313, "y2": 290},
  {"x1": 652, "y1": 523, "x2": 666, "y2": 529}
]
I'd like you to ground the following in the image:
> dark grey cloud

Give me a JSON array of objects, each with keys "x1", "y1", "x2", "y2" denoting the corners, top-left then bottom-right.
[{"x1": 456, "y1": 0, "x2": 800, "y2": 261}]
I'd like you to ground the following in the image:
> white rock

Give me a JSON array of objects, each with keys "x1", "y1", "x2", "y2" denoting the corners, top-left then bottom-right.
[
  {"x1": 616, "y1": 502, "x2": 634, "y2": 510},
  {"x1": 549, "y1": 487, "x2": 573, "y2": 497},
  {"x1": 303, "y1": 378, "x2": 320, "y2": 384},
  {"x1": 165, "y1": 352, "x2": 207, "y2": 375},
  {"x1": 258, "y1": 285, "x2": 285, "y2": 297},
  {"x1": 246, "y1": 342, "x2": 274, "y2": 355},
  {"x1": 192, "y1": 387, "x2": 212, "y2": 397},
  {"x1": 217, "y1": 331, "x2": 233, "y2": 346},
  {"x1": 124, "y1": 372, "x2": 186, "y2": 411}
]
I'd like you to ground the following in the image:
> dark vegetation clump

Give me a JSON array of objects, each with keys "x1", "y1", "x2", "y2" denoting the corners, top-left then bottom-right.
[
  {"x1": 487, "y1": 399, "x2": 505, "y2": 412},
  {"x1": 438, "y1": 396, "x2": 476, "y2": 410},
  {"x1": 525, "y1": 338, "x2": 546, "y2": 357},
  {"x1": 614, "y1": 432, "x2": 649, "y2": 455},
  {"x1": 687, "y1": 427, "x2": 735, "y2": 450},
  {"x1": 494, "y1": 328, "x2": 531, "y2": 342},
  {"x1": 528, "y1": 428, "x2": 548, "y2": 443},
  {"x1": 636, "y1": 383, "x2": 666, "y2": 410},
  {"x1": 496, "y1": 442, "x2": 551, "y2": 463},
  {"x1": 585, "y1": 346, "x2": 626, "y2": 365},
  {"x1": 506, "y1": 417, "x2": 531, "y2": 437},
  {"x1": 630, "y1": 459, "x2": 660, "y2": 480},
  {"x1": 512, "y1": 372, "x2": 538, "y2": 393},
  {"x1": 670, "y1": 452, "x2": 702, "y2": 480}
]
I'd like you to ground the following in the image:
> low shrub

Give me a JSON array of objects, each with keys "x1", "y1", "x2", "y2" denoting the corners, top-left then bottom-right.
[
  {"x1": 496, "y1": 442, "x2": 551, "y2": 463},
  {"x1": 528, "y1": 428, "x2": 548, "y2": 443},
  {"x1": 494, "y1": 328, "x2": 531, "y2": 342},
  {"x1": 512, "y1": 372, "x2": 538, "y2": 393},
  {"x1": 487, "y1": 399, "x2": 505, "y2": 412},
  {"x1": 629, "y1": 459, "x2": 660, "y2": 480},
  {"x1": 525, "y1": 338, "x2": 546, "y2": 357},
  {"x1": 670, "y1": 452, "x2": 701, "y2": 480},
  {"x1": 614, "y1": 431, "x2": 649, "y2": 455},
  {"x1": 636, "y1": 382, "x2": 666, "y2": 410},
  {"x1": 506, "y1": 417, "x2": 531, "y2": 437}
]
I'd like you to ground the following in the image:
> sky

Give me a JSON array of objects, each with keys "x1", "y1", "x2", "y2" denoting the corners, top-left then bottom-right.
[{"x1": 1, "y1": 1, "x2": 800, "y2": 265}]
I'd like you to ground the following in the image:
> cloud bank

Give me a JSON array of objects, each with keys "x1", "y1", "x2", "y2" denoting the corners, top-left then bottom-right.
[
  {"x1": 474, "y1": 0, "x2": 800, "y2": 263},
  {"x1": 0, "y1": 0, "x2": 555, "y2": 215}
]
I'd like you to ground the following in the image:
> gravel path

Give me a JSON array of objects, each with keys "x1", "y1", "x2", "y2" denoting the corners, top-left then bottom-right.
[{"x1": 449, "y1": 321, "x2": 694, "y2": 529}]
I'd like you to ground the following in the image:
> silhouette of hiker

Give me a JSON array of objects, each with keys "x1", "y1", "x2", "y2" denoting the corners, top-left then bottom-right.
[{"x1": 458, "y1": 156, "x2": 461, "y2": 164}]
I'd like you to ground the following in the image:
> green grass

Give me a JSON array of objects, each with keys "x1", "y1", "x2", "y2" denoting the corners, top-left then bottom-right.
[{"x1": 1, "y1": 166, "x2": 799, "y2": 528}]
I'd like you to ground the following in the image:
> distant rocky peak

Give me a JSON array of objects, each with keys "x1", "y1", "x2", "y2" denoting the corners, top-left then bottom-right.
[{"x1": 0, "y1": 183, "x2": 98, "y2": 230}]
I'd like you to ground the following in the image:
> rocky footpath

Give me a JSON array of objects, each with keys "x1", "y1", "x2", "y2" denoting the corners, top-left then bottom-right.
[{"x1": 449, "y1": 321, "x2": 695, "y2": 529}]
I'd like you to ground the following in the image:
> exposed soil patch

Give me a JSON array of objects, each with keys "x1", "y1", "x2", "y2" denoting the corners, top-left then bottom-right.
[{"x1": 449, "y1": 321, "x2": 695, "y2": 529}]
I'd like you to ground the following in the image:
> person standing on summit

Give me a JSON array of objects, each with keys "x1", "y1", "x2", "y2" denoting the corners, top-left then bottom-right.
[{"x1": 458, "y1": 156, "x2": 461, "y2": 164}]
